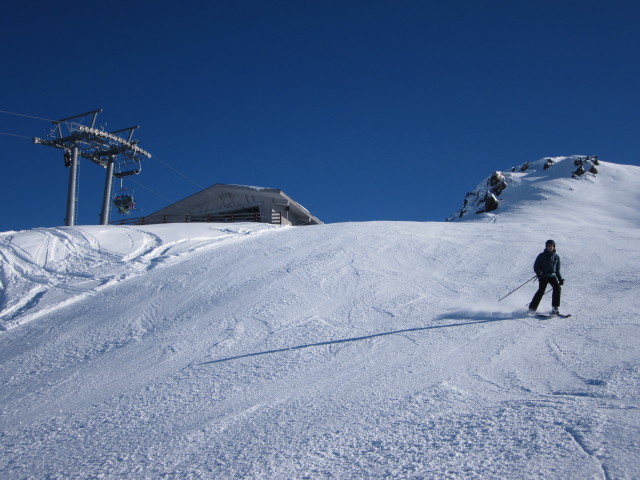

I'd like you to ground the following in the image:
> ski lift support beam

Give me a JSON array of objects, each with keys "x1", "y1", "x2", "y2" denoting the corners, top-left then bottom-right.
[{"x1": 32, "y1": 110, "x2": 152, "y2": 226}]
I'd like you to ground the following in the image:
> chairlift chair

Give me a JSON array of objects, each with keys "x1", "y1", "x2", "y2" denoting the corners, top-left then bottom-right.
[
  {"x1": 113, "y1": 176, "x2": 136, "y2": 215},
  {"x1": 112, "y1": 157, "x2": 142, "y2": 214},
  {"x1": 114, "y1": 155, "x2": 142, "y2": 178},
  {"x1": 113, "y1": 190, "x2": 136, "y2": 215}
]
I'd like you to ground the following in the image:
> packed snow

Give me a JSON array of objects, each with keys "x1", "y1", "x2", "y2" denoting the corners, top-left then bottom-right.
[{"x1": 1, "y1": 157, "x2": 639, "y2": 479}]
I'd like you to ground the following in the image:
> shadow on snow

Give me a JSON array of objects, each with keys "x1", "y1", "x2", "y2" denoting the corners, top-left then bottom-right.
[{"x1": 200, "y1": 310, "x2": 527, "y2": 365}]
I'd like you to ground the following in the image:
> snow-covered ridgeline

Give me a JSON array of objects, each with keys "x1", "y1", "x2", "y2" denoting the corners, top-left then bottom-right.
[{"x1": 447, "y1": 156, "x2": 640, "y2": 227}]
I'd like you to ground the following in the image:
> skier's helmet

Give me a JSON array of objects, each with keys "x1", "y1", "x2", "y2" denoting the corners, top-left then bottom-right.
[{"x1": 545, "y1": 239, "x2": 556, "y2": 247}]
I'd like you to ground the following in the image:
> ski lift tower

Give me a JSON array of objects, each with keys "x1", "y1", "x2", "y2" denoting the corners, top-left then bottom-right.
[{"x1": 33, "y1": 110, "x2": 152, "y2": 226}]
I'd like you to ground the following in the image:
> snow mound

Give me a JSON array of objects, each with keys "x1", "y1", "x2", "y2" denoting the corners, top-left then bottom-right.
[
  {"x1": 447, "y1": 156, "x2": 640, "y2": 228},
  {"x1": 0, "y1": 223, "x2": 278, "y2": 330}
]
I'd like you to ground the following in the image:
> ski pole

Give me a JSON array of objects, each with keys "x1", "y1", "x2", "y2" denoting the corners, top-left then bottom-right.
[{"x1": 498, "y1": 274, "x2": 537, "y2": 302}]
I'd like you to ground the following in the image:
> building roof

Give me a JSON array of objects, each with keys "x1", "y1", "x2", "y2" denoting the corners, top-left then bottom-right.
[{"x1": 142, "y1": 184, "x2": 322, "y2": 226}]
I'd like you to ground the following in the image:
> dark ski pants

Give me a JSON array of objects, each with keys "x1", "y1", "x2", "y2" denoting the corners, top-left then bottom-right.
[{"x1": 529, "y1": 276, "x2": 561, "y2": 311}]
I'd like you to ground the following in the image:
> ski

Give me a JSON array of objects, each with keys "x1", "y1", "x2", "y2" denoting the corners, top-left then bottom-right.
[{"x1": 537, "y1": 313, "x2": 572, "y2": 319}]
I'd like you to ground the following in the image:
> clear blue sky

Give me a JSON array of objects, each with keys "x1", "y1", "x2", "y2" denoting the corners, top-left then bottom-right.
[{"x1": 1, "y1": 1, "x2": 638, "y2": 231}]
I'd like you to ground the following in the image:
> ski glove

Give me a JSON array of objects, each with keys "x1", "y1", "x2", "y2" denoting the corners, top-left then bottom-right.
[{"x1": 559, "y1": 279, "x2": 564, "y2": 286}]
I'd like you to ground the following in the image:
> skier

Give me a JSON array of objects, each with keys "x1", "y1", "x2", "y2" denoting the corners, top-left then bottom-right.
[{"x1": 528, "y1": 239, "x2": 564, "y2": 315}]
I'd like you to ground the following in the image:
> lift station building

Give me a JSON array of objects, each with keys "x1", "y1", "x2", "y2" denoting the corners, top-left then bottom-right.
[{"x1": 119, "y1": 184, "x2": 322, "y2": 226}]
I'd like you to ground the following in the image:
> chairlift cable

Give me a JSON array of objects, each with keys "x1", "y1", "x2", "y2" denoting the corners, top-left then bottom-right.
[
  {"x1": 0, "y1": 109, "x2": 208, "y2": 193},
  {"x1": 0, "y1": 110, "x2": 55, "y2": 122},
  {"x1": 152, "y1": 153, "x2": 207, "y2": 191},
  {"x1": 0, "y1": 132, "x2": 32, "y2": 139},
  {"x1": 0, "y1": 109, "x2": 236, "y2": 217},
  {"x1": 127, "y1": 176, "x2": 193, "y2": 215},
  {"x1": 150, "y1": 153, "x2": 241, "y2": 210},
  {"x1": 147, "y1": 153, "x2": 225, "y2": 210}
]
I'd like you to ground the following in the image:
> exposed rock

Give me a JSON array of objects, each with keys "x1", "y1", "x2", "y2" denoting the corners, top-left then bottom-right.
[
  {"x1": 488, "y1": 171, "x2": 507, "y2": 196},
  {"x1": 484, "y1": 192, "x2": 499, "y2": 212},
  {"x1": 476, "y1": 192, "x2": 499, "y2": 213}
]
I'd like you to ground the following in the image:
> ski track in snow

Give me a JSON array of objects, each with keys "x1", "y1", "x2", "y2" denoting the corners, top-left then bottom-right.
[
  {"x1": 0, "y1": 158, "x2": 639, "y2": 479},
  {"x1": 0, "y1": 224, "x2": 277, "y2": 330}
]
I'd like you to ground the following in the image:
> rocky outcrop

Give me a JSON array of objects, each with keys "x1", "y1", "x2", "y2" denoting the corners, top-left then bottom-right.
[
  {"x1": 481, "y1": 192, "x2": 499, "y2": 213},
  {"x1": 447, "y1": 155, "x2": 601, "y2": 221},
  {"x1": 489, "y1": 171, "x2": 507, "y2": 196},
  {"x1": 572, "y1": 156, "x2": 599, "y2": 178}
]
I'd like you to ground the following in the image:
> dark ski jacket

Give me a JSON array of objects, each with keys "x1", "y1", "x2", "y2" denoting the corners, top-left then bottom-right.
[{"x1": 533, "y1": 250, "x2": 563, "y2": 281}]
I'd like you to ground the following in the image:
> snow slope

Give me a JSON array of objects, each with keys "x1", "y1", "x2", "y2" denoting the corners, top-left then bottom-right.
[{"x1": 1, "y1": 157, "x2": 639, "y2": 479}]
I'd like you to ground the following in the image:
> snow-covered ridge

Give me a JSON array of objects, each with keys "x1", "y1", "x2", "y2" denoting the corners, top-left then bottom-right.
[{"x1": 447, "y1": 156, "x2": 640, "y2": 227}]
